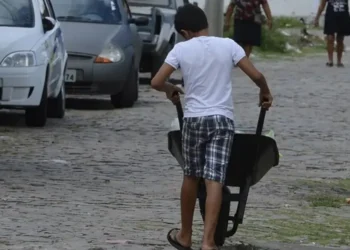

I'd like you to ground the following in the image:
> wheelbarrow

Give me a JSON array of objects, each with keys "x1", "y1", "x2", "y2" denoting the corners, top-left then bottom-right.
[{"x1": 167, "y1": 100, "x2": 280, "y2": 246}]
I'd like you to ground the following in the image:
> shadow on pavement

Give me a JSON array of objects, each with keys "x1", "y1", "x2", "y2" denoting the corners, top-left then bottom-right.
[
  {"x1": 0, "y1": 111, "x2": 23, "y2": 127},
  {"x1": 66, "y1": 97, "x2": 114, "y2": 110},
  {"x1": 220, "y1": 243, "x2": 272, "y2": 250},
  {"x1": 140, "y1": 77, "x2": 151, "y2": 85}
]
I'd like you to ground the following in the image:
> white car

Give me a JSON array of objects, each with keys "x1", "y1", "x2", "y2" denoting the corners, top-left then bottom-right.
[{"x1": 0, "y1": 0, "x2": 67, "y2": 127}]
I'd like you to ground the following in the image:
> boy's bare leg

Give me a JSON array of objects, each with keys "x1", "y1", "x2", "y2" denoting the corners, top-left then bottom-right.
[
  {"x1": 177, "y1": 175, "x2": 200, "y2": 247},
  {"x1": 336, "y1": 34, "x2": 344, "y2": 65},
  {"x1": 201, "y1": 179, "x2": 223, "y2": 249},
  {"x1": 326, "y1": 34, "x2": 335, "y2": 64}
]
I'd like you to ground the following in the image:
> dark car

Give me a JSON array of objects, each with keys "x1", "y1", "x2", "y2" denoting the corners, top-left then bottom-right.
[
  {"x1": 51, "y1": 0, "x2": 148, "y2": 108},
  {"x1": 128, "y1": 0, "x2": 189, "y2": 78}
]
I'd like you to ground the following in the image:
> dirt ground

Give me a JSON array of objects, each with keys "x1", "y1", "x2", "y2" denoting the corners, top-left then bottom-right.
[{"x1": 0, "y1": 52, "x2": 349, "y2": 250}]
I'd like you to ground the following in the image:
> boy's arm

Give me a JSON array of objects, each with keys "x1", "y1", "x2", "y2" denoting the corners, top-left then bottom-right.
[
  {"x1": 314, "y1": 0, "x2": 327, "y2": 27},
  {"x1": 236, "y1": 57, "x2": 273, "y2": 109},
  {"x1": 151, "y1": 46, "x2": 184, "y2": 103},
  {"x1": 151, "y1": 63, "x2": 176, "y2": 91}
]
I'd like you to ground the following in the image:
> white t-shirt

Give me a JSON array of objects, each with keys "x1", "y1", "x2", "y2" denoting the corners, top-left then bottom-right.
[{"x1": 165, "y1": 36, "x2": 245, "y2": 121}]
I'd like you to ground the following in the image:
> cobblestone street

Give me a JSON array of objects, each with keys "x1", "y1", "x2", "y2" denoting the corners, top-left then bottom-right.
[{"x1": 0, "y1": 53, "x2": 350, "y2": 250}]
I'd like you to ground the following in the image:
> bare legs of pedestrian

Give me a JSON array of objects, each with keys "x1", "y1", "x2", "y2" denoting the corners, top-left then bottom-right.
[
  {"x1": 243, "y1": 45, "x2": 253, "y2": 58},
  {"x1": 201, "y1": 179, "x2": 223, "y2": 250},
  {"x1": 176, "y1": 175, "x2": 200, "y2": 248},
  {"x1": 336, "y1": 35, "x2": 344, "y2": 67},
  {"x1": 326, "y1": 34, "x2": 335, "y2": 66}
]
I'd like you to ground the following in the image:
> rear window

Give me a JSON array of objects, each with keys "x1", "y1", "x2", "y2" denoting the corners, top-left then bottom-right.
[
  {"x1": 51, "y1": 0, "x2": 122, "y2": 24},
  {"x1": 0, "y1": 0, "x2": 35, "y2": 27}
]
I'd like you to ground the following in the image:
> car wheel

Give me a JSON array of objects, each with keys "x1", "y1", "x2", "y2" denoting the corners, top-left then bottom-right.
[
  {"x1": 47, "y1": 83, "x2": 65, "y2": 118},
  {"x1": 110, "y1": 68, "x2": 139, "y2": 108},
  {"x1": 151, "y1": 43, "x2": 173, "y2": 79},
  {"x1": 25, "y1": 80, "x2": 48, "y2": 127}
]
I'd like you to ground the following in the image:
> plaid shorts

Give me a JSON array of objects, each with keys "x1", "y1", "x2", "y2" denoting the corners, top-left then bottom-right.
[{"x1": 182, "y1": 115, "x2": 235, "y2": 184}]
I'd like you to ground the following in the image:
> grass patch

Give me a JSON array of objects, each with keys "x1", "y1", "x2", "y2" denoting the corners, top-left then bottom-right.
[
  {"x1": 297, "y1": 179, "x2": 350, "y2": 208},
  {"x1": 268, "y1": 211, "x2": 350, "y2": 246},
  {"x1": 234, "y1": 179, "x2": 350, "y2": 246},
  {"x1": 224, "y1": 16, "x2": 325, "y2": 56},
  {"x1": 273, "y1": 16, "x2": 304, "y2": 28},
  {"x1": 237, "y1": 208, "x2": 350, "y2": 247},
  {"x1": 308, "y1": 194, "x2": 344, "y2": 208}
]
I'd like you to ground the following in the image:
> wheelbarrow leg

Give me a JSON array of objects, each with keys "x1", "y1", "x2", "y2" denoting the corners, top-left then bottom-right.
[{"x1": 226, "y1": 176, "x2": 252, "y2": 237}]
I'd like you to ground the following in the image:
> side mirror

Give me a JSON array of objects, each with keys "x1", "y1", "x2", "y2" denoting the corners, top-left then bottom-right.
[
  {"x1": 129, "y1": 16, "x2": 149, "y2": 26},
  {"x1": 42, "y1": 17, "x2": 55, "y2": 32}
]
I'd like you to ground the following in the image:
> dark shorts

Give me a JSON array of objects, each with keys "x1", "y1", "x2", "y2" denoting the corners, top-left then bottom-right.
[
  {"x1": 182, "y1": 115, "x2": 235, "y2": 184},
  {"x1": 233, "y1": 19, "x2": 262, "y2": 46},
  {"x1": 324, "y1": 14, "x2": 350, "y2": 36}
]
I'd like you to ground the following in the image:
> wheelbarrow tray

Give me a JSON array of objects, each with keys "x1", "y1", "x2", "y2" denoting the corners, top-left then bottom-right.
[{"x1": 167, "y1": 130, "x2": 279, "y2": 187}]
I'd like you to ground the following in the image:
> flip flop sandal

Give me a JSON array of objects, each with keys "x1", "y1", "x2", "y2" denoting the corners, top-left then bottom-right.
[
  {"x1": 326, "y1": 62, "x2": 334, "y2": 67},
  {"x1": 337, "y1": 63, "x2": 345, "y2": 68},
  {"x1": 167, "y1": 229, "x2": 192, "y2": 250}
]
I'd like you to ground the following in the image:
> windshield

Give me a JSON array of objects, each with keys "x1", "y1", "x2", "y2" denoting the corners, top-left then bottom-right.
[
  {"x1": 128, "y1": 0, "x2": 171, "y2": 7},
  {"x1": 51, "y1": 0, "x2": 122, "y2": 24},
  {"x1": 0, "y1": 0, "x2": 34, "y2": 27}
]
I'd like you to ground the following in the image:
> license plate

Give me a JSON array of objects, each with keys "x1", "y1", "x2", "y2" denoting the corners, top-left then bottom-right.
[{"x1": 65, "y1": 69, "x2": 77, "y2": 83}]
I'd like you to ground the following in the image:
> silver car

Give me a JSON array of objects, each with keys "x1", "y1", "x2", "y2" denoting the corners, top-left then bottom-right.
[
  {"x1": 51, "y1": 0, "x2": 148, "y2": 108},
  {"x1": 129, "y1": 0, "x2": 188, "y2": 78}
]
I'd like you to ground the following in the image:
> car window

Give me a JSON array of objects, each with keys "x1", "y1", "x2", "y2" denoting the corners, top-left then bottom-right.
[
  {"x1": 37, "y1": 0, "x2": 50, "y2": 17},
  {"x1": 45, "y1": 0, "x2": 57, "y2": 19},
  {"x1": 176, "y1": 0, "x2": 184, "y2": 8},
  {"x1": 0, "y1": 0, "x2": 35, "y2": 27},
  {"x1": 122, "y1": 0, "x2": 132, "y2": 19},
  {"x1": 51, "y1": 0, "x2": 122, "y2": 24},
  {"x1": 128, "y1": 0, "x2": 171, "y2": 7}
]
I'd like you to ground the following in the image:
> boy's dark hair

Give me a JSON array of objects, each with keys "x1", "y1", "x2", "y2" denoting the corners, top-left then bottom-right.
[{"x1": 174, "y1": 4, "x2": 208, "y2": 34}]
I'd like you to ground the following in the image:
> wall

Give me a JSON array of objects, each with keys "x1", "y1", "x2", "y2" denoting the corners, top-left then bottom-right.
[{"x1": 195, "y1": 0, "x2": 321, "y2": 16}]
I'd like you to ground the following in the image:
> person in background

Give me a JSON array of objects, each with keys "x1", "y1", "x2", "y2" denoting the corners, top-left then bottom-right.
[
  {"x1": 224, "y1": 0, "x2": 273, "y2": 58},
  {"x1": 315, "y1": 0, "x2": 350, "y2": 67}
]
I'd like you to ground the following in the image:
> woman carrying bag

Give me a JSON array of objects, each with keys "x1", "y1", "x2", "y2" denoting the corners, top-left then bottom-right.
[
  {"x1": 224, "y1": 0, "x2": 273, "y2": 58},
  {"x1": 315, "y1": 0, "x2": 350, "y2": 67}
]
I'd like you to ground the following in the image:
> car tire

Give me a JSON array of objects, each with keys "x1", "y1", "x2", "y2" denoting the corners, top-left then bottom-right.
[
  {"x1": 25, "y1": 79, "x2": 48, "y2": 127},
  {"x1": 47, "y1": 83, "x2": 65, "y2": 118},
  {"x1": 151, "y1": 43, "x2": 173, "y2": 80},
  {"x1": 110, "y1": 67, "x2": 139, "y2": 108}
]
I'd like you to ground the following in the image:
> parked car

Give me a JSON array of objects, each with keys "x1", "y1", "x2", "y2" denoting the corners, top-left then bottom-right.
[
  {"x1": 0, "y1": 0, "x2": 67, "y2": 127},
  {"x1": 51, "y1": 0, "x2": 148, "y2": 108},
  {"x1": 128, "y1": 0, "x2": 188, "y2": 78}
]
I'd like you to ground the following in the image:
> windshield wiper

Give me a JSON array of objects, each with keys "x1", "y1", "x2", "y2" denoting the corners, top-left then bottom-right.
[
  {"x1": 57, "y1": 16, "x2": 86, "y2": 21},
  {"x1": 57, "y1": 16, "x2": 104, "y2": 23}
]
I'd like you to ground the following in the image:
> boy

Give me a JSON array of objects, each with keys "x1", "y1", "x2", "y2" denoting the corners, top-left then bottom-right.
[{"x1": 151, "y1": 4, "x2": 272, "y2": 250}]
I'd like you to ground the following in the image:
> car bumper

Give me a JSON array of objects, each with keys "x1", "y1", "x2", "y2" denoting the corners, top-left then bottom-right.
[
  {"x1": 0, "y1": 65, "x2": 46, "y2": 108},
  {"x1": 65, "y1": 53, "x2": 132, "y2": 95}
]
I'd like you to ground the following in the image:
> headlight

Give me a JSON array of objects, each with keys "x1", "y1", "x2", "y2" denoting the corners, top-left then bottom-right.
[
  {"x1": 0, "y1": 51, "x2": 36, "y2": 67},
  {"x1": 95, "y1": 44, "x2": 124, "y2": 63}
]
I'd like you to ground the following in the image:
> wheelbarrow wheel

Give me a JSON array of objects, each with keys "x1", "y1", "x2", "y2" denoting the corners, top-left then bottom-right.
[{"x1": 198, "y1": 184, "x2": 231, "y2": 247}]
